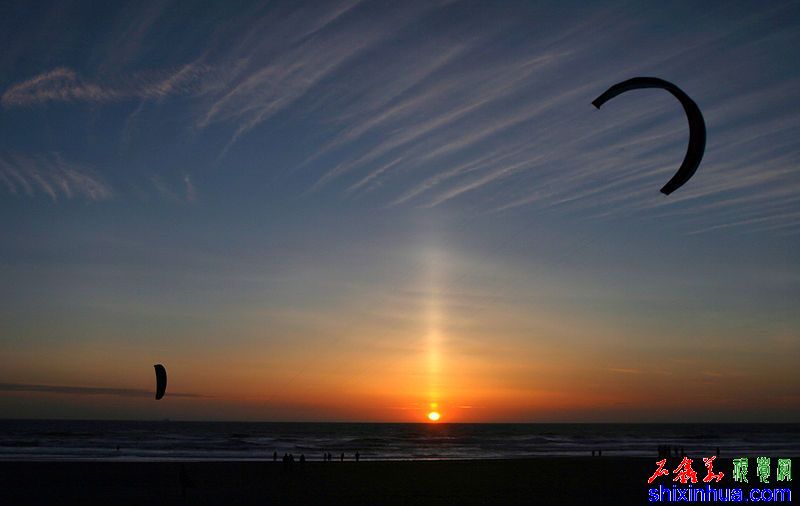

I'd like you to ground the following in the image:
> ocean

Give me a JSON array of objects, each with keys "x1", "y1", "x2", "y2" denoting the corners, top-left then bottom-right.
[{"x1": 0, "y1": 420, "x2": 797, "y2": 461}]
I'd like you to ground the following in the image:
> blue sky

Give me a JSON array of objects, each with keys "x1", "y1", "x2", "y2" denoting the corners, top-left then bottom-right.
[{"x1": 0, "y1": 0, "x2": 798, "y2": 421}]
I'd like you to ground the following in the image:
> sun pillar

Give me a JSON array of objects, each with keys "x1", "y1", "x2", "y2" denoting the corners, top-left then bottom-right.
[{"x1": 424, "y1": 247, "x2": 444, "y2": 420}]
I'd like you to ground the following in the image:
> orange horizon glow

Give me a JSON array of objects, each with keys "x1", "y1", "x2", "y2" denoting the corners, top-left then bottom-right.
[
  {"x1": 3, "y1": 316, "x2": 799, "y2": 422},
  {"x1": 2, "y1": 246, "x2": 798, "y2": 423}
]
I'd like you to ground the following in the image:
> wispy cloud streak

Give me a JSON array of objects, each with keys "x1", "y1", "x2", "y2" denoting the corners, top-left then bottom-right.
[
  {"x1": 1, "y1": 64, "x2": 218, "y2": 107},
  {"x1": 146, "y1": 173, "x2": 197, "y2": 203},
  {"x1": 196, "y1": 1, "x2": 449, "y2": 154},
  {"x1": 0, "y1": 154, "x2": 112, "y2": 201}
]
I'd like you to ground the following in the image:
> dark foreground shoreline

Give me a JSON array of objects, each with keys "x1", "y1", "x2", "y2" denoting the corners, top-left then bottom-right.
[{"x1": 0, "y1": 457, "x2": 792, "y2": 505}]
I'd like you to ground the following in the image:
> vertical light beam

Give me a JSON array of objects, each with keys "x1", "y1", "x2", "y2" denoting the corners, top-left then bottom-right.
[{"x1": 423, "y1": 246, "x2": 444, "y2": 417}]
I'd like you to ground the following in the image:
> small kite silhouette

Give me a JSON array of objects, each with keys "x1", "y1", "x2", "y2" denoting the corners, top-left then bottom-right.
[{"x1": 154, "y1": 364, "x2": 167, "y2": 400}]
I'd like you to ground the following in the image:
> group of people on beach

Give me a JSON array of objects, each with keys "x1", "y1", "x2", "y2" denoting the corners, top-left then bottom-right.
[
  {"x1": 656, "y1": 445, "x2": 721, "y2": 459},
  {"x1": 322, "y1": 451, "x2": 360, "y2": 462},
  {"x1": 276, "y1": 452, "x2": 305, "y2": 468},
  {"x1": 273, "y1": 450, "x2": 360, "y2": 469}
]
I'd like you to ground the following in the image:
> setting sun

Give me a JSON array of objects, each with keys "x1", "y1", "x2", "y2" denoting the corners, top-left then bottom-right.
[{"x1": 427, "y1": 411, "x2": 441, "y2": 422}]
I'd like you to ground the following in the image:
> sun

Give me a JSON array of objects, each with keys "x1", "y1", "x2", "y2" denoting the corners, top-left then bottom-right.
[{"x1": 427, "y1": 411, "x2": 441, "y2": 422}]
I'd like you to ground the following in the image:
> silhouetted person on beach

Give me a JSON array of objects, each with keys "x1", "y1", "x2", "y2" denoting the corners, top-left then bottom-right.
[
  {"x1": 273, "y1": 451, "x2": 277, "y2": 462},
  {"x1": 300, "y1": 454, "x2": 306, "y2": 466},
  {"x1": 355, "y1": 451, "x2": 360, "y2": 462},
  {"x1": 340, "y1": 452, "x2": 344, "y2": 462}
]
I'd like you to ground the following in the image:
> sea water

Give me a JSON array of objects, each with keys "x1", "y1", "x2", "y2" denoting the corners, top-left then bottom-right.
[{"x1": 0, "y1": 420, "x2": 797, "y2": 461}]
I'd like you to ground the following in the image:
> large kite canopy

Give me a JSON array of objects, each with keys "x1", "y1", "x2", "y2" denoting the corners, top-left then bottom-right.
[
  {"x1": 154, "y1": 364, "x2": 167, "y2": 400},
  {"x1": 591, "y1": 77, "x2": 706, "y2": 195}
]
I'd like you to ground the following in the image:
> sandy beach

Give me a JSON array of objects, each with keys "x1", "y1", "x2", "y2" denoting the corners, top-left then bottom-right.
[{"x1": 0, "y1": 457, "x2": 724, "y2": 505}]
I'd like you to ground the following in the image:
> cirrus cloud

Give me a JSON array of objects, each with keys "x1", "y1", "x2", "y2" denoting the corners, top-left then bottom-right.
[
  {"x1": 1, "y1": 64, "x2": 219, "y2": 107},
  {"x1": 0, "y1": 153, "x2": 112, "y2": 201}
]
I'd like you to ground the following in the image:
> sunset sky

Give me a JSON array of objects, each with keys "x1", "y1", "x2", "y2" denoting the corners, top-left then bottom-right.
[{"x1": 0, "y1": 0, "x2": 798, "y2": 422}]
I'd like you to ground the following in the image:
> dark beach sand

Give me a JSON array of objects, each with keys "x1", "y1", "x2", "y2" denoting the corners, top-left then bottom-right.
[{"x1": 0, "y1": 457, "x2": 791, "y2": 505}]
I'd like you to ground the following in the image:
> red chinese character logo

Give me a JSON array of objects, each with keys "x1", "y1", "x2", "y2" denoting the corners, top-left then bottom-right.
[
  {"x1": 703, "y1": 456, "x2": 724, "y2": 483},
  {"x1": 673, "y1": 457, "x2": 698, "y2": 484},
  {"x1": 648, "y1": 458, "x2": 670, "y2": 483}
]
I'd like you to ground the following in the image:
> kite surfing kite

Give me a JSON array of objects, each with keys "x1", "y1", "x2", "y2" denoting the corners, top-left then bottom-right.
[
  {"x1": 592, "y1": 77, "x2": 706, "y2": 195},
  {"x1": 154, "y1": 364, "x2": 167, "y2": 400}
]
